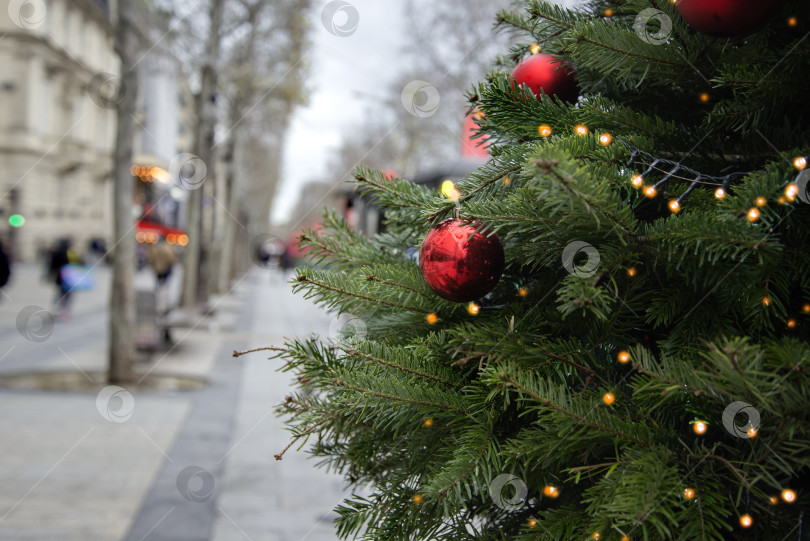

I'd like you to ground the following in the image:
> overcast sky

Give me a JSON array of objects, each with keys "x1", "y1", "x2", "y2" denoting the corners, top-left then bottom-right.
[
  {"x1": 272, "y1": 0, "x2": 580, "y2": 226},
  {"x1": 272, "y1": 0, "x2": 409, "y2": 225}
]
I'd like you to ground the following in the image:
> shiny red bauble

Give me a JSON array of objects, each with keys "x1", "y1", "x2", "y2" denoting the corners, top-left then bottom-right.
[
  {"x1": 676, "y1": 0, "x2": 783, "y2": 37},
  {"x1": 511, "y1": 53, "x2": 579, "y2": 103},
  {"x1": 419, "y1": 219, "x2": 504, "y2": 303}
]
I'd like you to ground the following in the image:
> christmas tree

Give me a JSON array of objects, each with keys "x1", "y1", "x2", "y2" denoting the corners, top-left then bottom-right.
[{"x1": 263, "y1": 1, "x2": 810, "y2": 539}]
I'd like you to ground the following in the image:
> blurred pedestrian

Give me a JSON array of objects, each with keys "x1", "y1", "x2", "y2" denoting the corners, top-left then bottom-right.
[
  {"x1": 48, "y1": 238, "x2": 82, "y2": 319},
  {"x1": 146, "y1": 239, "x2": 176, "y2": 286},
  {"x1": 279, "y1": 243, "x2": 292, "y2": 278},
  {"x1": 0, "y1": 239, "x2": 10, "y2": 297},
  {"x1": 87, "y1": 237, "x2": 108, "y2": 266},
  {"x1": 146, "y1": 239, "x2": 177, "y2": 344},
  {"x1": 256, "y1": 243, "x2": 271, "y2": 267}
]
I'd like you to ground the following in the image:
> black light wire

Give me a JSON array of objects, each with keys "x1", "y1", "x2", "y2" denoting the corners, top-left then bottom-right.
[{"x1": 620, "y1": 138, "x2": 752, "y2": 205}]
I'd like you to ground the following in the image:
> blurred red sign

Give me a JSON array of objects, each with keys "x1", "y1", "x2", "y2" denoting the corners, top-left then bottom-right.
[{"x1": 461, "y1": 111, "x2": 489, "y2": 158}]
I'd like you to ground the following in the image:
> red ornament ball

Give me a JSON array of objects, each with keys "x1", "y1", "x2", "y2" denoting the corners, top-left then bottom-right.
[
  {"x1": 676, "y1": 0, "x2": 783, "y2": 37},
  {"x1": 419, "y1": 219, "x2": 504, "y2": 303},
  {"x1": 511, "y1": 53, "x2": 578, "y2": 103}
]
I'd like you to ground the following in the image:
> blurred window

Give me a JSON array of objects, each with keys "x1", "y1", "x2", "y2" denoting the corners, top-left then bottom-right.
[
  {"x1": 95, "y1": 108, "x2": 107, "y2": 149},
  {"x1": 37, "y1": 77, "x2": 51, "y2": 135},
  {"x1": 72, "y1": 94, "x2": 84, "y2": 140}
]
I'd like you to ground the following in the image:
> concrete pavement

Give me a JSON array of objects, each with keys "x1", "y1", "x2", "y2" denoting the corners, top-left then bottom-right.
[{"x1": 0, "y1": 263, "x2": 349, "y2": 540}]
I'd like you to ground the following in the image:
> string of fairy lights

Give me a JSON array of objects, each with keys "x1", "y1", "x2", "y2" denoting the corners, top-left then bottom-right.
[
  {"x1": 614, "y1": 348, "x2": 802, "y2": 534},
  {"x1": 619, "y1": 138, "x2": 809, "y2": 218},
  {"x1": 414, "y1": 124, "x2": 808, "y2": 537},
  {"x1": 428, "y1": 122, "x2": 809, "y2": 323},
  {"x1": 621, "y1": 138, "x2": 750, "y2": 212},
  {"x1": 534, "y1": 120, "x2": 810, "y2": 217}
]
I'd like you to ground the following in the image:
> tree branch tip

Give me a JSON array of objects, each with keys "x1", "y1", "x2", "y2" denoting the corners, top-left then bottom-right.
[{"x1": 232, "y1": 346, "x2": 286, "y2": 357}]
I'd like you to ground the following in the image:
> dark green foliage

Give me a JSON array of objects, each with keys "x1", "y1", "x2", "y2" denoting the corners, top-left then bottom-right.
[{"x1": 274, "y1": 1, "x2": 810, "y2": 539}]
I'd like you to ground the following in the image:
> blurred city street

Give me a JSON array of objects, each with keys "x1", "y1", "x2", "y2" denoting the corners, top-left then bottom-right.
[
  {"x1": 0, "y1": 263, "x2": 348, "y2": 541},
  {"x1": 1, "y1": 0, "x2": 807, "y2": 537}
]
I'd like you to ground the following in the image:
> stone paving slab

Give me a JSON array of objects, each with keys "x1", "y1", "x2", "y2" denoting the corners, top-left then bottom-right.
[{"x1": 0, "y1": 392, "x2": 191, "y2": 541}]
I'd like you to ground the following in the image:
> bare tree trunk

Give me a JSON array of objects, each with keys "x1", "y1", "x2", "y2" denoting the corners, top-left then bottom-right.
[
  {"x1": 216, "y1": 137, "x2": 238, "y2": 293},
  {"x1": 181, "y1": 0, "x2": 225, "y2": 310},
  {"x1": 234, "y1": 207, "x2": 250, "y2": 278},
  {"x1": 108, "y1": 0, "x2": 138, "y2": 384}
]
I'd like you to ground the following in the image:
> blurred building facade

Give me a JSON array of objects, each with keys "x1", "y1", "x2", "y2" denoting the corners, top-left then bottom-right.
[
  {"x1": 0, "y1": 0, "x2": 189, "y2": 262},
  {"x1": 0, "y1": 0, "x2": 119, "y2": 261}
]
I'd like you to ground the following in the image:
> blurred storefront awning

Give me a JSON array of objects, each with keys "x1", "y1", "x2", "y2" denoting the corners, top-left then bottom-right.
[{"x1": 136, "y1": 220, "x2": 187, "y2": 246}]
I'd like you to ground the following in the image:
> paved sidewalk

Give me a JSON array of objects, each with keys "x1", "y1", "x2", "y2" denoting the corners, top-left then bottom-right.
[
  {"x1": 0, "y1": 265, "x2": 350, "y2": 541},
  {"x1": 210, "y1": 271, "x2": 348, "y2": 541}
]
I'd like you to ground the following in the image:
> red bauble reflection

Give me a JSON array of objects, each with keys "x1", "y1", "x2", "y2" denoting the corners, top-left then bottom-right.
[
  {"x1": 419, "y1": 219, "x2": 504, "y2": 303},
  {"x1": 511, "y1": 53, "x2": 579, "y2": 103},
  {"x1": 676, "y1": 0, "x2": 783, "y2": 37}
]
